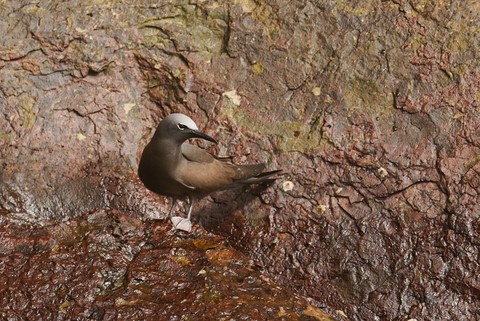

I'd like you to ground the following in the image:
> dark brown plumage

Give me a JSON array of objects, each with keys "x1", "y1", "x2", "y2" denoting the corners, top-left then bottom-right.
[{"x1": 138, "y1": 113, "x2": 280, "y2": 231}]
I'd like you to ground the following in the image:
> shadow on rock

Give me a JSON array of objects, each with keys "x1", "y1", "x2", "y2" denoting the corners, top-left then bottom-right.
[{"x1": 194, "y1": 183, "x2": 273, "y2": 232}]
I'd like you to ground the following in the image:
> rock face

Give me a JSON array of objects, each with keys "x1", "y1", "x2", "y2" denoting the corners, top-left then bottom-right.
[{"x1": 1, "y1": 1, "x2": 479, "y2": 320}]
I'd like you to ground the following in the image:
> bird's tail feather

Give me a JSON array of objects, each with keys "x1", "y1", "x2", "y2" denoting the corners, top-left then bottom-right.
[{"x1": 240, "y1": 169, "x2": 283, "y2": 184}]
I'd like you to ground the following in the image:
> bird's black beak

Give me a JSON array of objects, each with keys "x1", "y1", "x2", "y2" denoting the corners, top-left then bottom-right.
[{"x1": 189, "y1": 129, "x2": 218, "y2": 144}]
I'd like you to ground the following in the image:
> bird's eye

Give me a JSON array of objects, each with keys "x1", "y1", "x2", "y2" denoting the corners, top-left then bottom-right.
[{"x1": 177, "y1": 123, "x2": 187, "y2": 130}]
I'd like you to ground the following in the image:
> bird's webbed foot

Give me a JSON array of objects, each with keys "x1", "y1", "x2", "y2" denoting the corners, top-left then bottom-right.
[{"x1": 170, "y1": 216, "x2": 192, "y2": 232}]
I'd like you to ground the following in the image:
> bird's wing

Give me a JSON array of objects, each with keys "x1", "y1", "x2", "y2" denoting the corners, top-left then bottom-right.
[
  {"x1": 177, "y1": 162, "x2": 269, "y2": 193},
  {"x1": 177, "y1": 143, "x2": 226, "y2": 191},
  {"x1": 181, "y1": 143, "x2": 216, "y2": 163},
  {"x1": 178, "y1": 143, "x2": 273, "y2": 192}
]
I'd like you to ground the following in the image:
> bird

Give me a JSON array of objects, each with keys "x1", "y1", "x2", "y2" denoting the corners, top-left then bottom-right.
[{"x1": 138, "y1": 113, "x2": 280, "y2": 232}]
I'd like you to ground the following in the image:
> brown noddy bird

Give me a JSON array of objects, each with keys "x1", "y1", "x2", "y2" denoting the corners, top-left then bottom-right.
[{"x1": 138, "y1": 113, "x2": 280, "y2": 232}]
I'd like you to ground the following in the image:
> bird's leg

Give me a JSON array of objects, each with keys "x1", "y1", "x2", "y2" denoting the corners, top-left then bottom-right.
[
  {"x1": 170, "y1": 197, "x2": 193, "y2": 232},
  {"x1": 168, "y1": 198, "x2": 177, "y2": 217},
  {"x1": 187, "y1": 196, "x2": 195, "y2": 221}
]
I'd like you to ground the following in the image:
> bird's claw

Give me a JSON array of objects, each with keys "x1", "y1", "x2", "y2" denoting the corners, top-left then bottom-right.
[{"x1": 171, "y1": 216, "x2": 192, "y2": 232}]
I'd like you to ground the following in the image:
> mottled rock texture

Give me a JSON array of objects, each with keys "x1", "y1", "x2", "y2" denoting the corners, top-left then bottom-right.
[{"x1": 1, "y1": 1, "x2": 479, "y2": 320}]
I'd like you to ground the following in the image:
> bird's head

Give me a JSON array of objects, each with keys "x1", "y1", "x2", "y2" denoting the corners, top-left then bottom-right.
[{"x1": 155, "y1": 113, "x2": 217, "y2": 144}]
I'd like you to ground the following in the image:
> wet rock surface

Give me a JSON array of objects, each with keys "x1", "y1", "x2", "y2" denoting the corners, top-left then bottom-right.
[
  {"x1": 1, "y1": 211, "x2": 335, "y2": 320},
  {"x1": 1, "y1": 1, "x2": 480, "y2": 320}
]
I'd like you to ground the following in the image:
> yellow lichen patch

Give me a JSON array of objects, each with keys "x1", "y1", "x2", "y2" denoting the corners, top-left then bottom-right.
[
  {"x1": 303, "y1": 304, "x2": 336, "y2": 320},
  {"x1": 199, "y1": 283, "x2": 222, "y2": 302},
  {"x1": 377, "y1": 167, "x2": 388, "y2": 178},
  {"x1": 251, "y1": 62, "x2": 264, "y2": 75},
  {"x1": 205, "y1": 248, "x2": 236, "y2": 267},
  {"x1": 464, "y1": 155, "x2": 480, "y2": 173},
  {"x1": 0, "y1": 131, "x2": 11, "y2": 143},
  {"x1": 250, "y1": 2, "x2": 280, "y2": 41},
  {"x1": 324, "y1": 94, "x2": 335, "y2": 104},
  {"x1": 19, "y1": 95, "x2": 37, "y2": 130},
  {"x1": 336, "y1": 310, "x2": 348, "y2": 318},
  {"x1": 317, "y1": 204, "x2": 327, "y2": 214},
  {"x1": 335, "y1": 1, "x2": 372, "y2": 16},
  {"x1": 115, "y1": 298, "x2": 139, "y2": 307},
  {"x1": 406, "y1": 34, "x2": 427, "y2": 52},
  {"x1": 77, "y1": 133, "x2": 87, "y2": 141},
  {"x1": 192, "y1": 238, "x2": 220, "y2": 251},
  {"x1": 129, "y1": 282, "x2": 152, "y2": 295},
  {"x1": 343, "y1": 77, "x2": 394, "y2": 116},
  {"x1": 219, "y1": 102, "x2": 326, "y2": 153},
  {"x1": 123, "y1": 102, "x2": 136, "y2": 115},
  {"x1": 139, "y1": 4, "x2": 228, "y2": 61},
  {"x1": 139, "y1": 25, "x2": 171, "y2": 48},
  {"x1": 234, "y1": 0, "x2": 257, "y2": 13},
  {"x1": 169, "y1": 253, "x2": 191, "y2": 266},
  {"x1": 23, "y1": 4, "x2": 48, "y2": 15},
  {"x1": 409, "y1": 0, "x2": 429, "y2": 13},
  {"x1": 311, "y1": 87, "x2": 322, "y2": 96},
  {"x1": 408, "y1": 0, "x2": 451, "y2": 16},
  {"x1": 452, "y1": 111, "x2": 464, "y2": 120},
  {"x1": 222, "y1": 90, "x2": 242, "y2": 106},
  {"x1": 59, "y1": 300, "x2": 71, "y2": 313}
]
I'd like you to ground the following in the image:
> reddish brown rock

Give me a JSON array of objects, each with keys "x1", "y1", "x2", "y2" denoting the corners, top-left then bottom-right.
[{"x1": 1, "y1": 1, "x2": 479, "y2": 320}]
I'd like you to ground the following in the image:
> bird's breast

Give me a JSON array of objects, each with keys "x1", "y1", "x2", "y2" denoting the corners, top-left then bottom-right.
[{"x1": 138, "y1": 143, "x2": 190, "y2": 197}]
